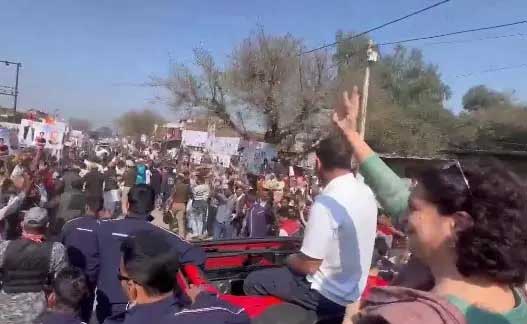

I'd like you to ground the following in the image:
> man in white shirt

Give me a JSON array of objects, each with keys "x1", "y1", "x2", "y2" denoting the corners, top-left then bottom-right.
[
  {"x1": 189, "y1": 177, "x2": 210, "y2": 237},
  {"x1": 244, "y1": 135, "x2": 377, "y2": 316}
]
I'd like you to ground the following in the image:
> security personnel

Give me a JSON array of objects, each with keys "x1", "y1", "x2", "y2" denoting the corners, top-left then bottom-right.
[
  {"x1": 104, "y1": 230, "x2": 249, "y2": 324},
  {"x1": 36, "y1": 267, "x2": 89, "y2": 324},
  {"x1": 60, "y1": 194, "x2": 103, "y2": 322},
  {"x1": 0, "y1": 207, "x2": 68, "y2": 323},
  {"x1": 95, "y1": 184, "x2": 206, "y2": 323}
]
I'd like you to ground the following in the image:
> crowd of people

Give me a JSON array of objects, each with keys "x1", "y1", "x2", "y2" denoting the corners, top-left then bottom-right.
[{"x1": 0, "y1": 86, "x2": 525, "y2": 324}]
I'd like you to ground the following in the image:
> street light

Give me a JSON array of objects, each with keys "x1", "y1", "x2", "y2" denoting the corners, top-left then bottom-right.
[{"x1": 0, "y1": 60, "x2": 22, "y2": 112}]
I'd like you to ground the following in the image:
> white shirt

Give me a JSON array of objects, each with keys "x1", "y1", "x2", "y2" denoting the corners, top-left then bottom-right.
[
  {"x1": 192, "y1": 184, "x2": 210, "y2": 201},
  {"x1": 301, "y1": 173, "x2": 377, "y2": 306}
]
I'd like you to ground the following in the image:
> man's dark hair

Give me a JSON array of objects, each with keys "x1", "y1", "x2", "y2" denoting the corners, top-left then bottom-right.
[
  {"x1": 127, "y1": 184, "x2": 156, "y2": 214},
  {"x1": 52, "y1": 267, "x2": 89, "y2": 313},
  {"x1": 417, "y1": 164, "x2": 527, "y2": 285},
  {"x1": 120, "y1": 230, "x2": 180, "y2": 296},
  {"x1": 315, "y1": 134, "x2": 353, "y2": 171},
  {"x1": 86, "y1": 195, "x2": 103, "y2": 213}
]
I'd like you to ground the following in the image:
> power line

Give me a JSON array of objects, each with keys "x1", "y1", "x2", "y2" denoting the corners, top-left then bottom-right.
[
  {"x1": 377, "y1": 20, "x2": 527, "y2": 46},
  {"x1": 332, "y1": 25, "x2": 527, "y2": 68},
  {"x1": 300, "y1": 0, "x2": 451, "y2": 55},
  {"x1": 422, "y1": 32, "x2": 527, "y2": 46},
  {"x1": 455, "y1": 63, "x2": 527, "y2": 78}
]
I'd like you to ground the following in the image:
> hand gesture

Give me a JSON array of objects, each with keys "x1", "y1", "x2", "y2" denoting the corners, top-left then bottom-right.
[{"x1": 333, "y1": 86, "x2": 361, "y2": 136}]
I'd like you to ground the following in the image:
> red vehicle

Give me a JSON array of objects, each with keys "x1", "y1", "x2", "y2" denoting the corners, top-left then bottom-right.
[{"x1": 177, "y1": 237, "x2": 345, "y2": 324}]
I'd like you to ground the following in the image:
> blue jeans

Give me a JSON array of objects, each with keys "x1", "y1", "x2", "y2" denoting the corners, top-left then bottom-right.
[
  {"x1": 190, "y1": 200, "x2": 207, "y2": 236},
  {"x1": 213, "y1": 221, "x2": 233, "y2": 240}
]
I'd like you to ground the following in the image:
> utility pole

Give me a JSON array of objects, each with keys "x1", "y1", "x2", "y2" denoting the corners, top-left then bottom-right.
[
  {"x1": 0, "y1": 60, "x2": 22, "y2": 112},
  {"x1": 14, "y1": 62, "x2": 20, "y2": 112},
  {"x1": 358, "y1": 41, "x2": 378, "y2": 139}
]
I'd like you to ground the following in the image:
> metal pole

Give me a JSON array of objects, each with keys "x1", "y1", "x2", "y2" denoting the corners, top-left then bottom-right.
[
  {"x1": 14, "y1": 63, "x2": 20, "y2": 112},
  {"x1": 359, "y1": 63, "x2": 370, "y2": 140},
  {"x1": 358, "y1": 40, "x2": 377, "y2": 140}
]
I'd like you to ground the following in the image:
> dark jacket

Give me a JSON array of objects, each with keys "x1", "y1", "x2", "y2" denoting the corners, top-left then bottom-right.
[
  {"x1": 56, "y1": 188, "x2": 86, "y2": 229},
  {"x1": 159, "y1": 293, "x2": 250, "y2": 324},
  {"x1": 149, "y1": 169, "x2": 162, "y2": 195},
  {"x1": 60, "y1": 215, "x2": 99, "y2": 286},
  {"x1": 62, "y1": 170, "x2": 81, "y2": 192},
  {"x1": 122, "y1": 168, "x2": 137, "y2": 187},
  {"x1": 1, "y1": 239, "x2": 53, "y2": 293},
  {"x1": 94, "y1": 213, "x2": 206, "y2": 322},
  {"x1": 104, "y1": 293, "x2": 249, "y2": 324},
  {"x1": 36, "y1": 311, "x2": 84, "y2": 324},
  {"x1": 82, "y1": 169, "x2": 104, "y2": 197},
  {"x1": 244, "y1": 202, "x2": 273, "y2": 238},
  {"x1": 104, "y1": 168, "x2": 119, "y2": 192},
  {"x1": 161, "y1": 172, "x2": 176, "y2": 196}
]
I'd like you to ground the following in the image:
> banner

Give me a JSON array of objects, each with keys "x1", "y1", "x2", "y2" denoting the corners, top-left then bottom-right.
[
  {"x1": 211, "y1": 153, "x2": 232, "y2": 167},
  {"x1": 0, "y1": 128, "x2": 13, "y2": 156},
  {"x1": 239, "y1": 140, "x2": 277, "y2": 173},
  {"x1": 211, "y1": 137, "x2": 240, "y2": 156},
  {"x1": 182, "y1": 130, "x2": 208, "y2": 148},
  {"x1": 18, "y1": 119, "x2": 66, "y2": 154}
]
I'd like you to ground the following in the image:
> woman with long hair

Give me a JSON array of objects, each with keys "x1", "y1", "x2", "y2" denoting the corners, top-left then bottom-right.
[{"x1": 334, "y1": 87, "x2": 527, "y2": 324}]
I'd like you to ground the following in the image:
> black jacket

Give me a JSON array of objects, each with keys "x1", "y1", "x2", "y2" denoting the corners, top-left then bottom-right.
[
  {"x1": 82, "y1": 170, "x2": 104, "y2": 197},
  {"x1": 94, "y1": 213, "x2": 206, "y2": 322}
]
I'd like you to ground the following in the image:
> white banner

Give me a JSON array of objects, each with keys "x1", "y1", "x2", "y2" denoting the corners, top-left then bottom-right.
[
  {"x1": 211, "y1": 137, "x2": 240, "y2": 156},
  {"x1": 211, "y1": 153, "x2": 231, "y2": 167},
  {"x1": 182, "y1": 130, "x2": 208, "y2": 148}
]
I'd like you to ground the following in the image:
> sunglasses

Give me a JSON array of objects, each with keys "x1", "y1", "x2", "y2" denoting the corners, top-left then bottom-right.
[{"x1": 441, "y1": 161, "x2": 472, "y2": 195}]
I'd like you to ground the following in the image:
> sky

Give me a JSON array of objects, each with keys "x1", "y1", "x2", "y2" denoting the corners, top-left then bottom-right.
[{"x1": 0, "y1": 0, "x2": 526, "y2": 126}]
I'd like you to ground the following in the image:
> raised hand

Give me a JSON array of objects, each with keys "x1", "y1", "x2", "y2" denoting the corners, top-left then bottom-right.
[{"x1": 332, "y1": 86, "x2": 361, "y2": 136}]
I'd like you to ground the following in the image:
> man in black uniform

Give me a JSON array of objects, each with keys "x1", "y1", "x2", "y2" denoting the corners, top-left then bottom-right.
[
  {"x1": 104, "y1": 230, "x2": 249, "y2": 324},
  {"x1": 95, "y1": 184, "x2": 207, "y2": 323},
  {"x1": 36, "y1": 267, "x2": 89, "y2": 324},
  {"x1": 60, "y1": 194, "x2": 103, "y2": 322}
]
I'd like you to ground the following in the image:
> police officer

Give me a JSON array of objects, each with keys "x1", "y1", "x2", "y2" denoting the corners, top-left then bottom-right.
[
  {"x1": 60, "y1": 194, "x2": 103, "y2": 322},
  {"x1": 95, "y1": 184, "x2": 206, "y2": 323},
  {"x1": 0, "y1": 207, "x2": 67, "y2": 324},
  {"x1": 104, "y1": 230, "x2": 249, "y2": 324},
  {"x1": 36, "y1": 267, "x2": 89, "y2": 324}
]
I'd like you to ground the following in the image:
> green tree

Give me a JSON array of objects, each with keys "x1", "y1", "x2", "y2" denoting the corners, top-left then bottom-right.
[
  {"x1": 462, "y1": 85, "x2": 510, "y2": 111},
  {"x1": 334, "y1": 33, "x2": 454, "y2": 155},
  {"x1": 377, "y1": 45, "x2": 451, "y2": 107},
  {"x1": 115, "y1": 109, "x2": 165, "y2": 137}
]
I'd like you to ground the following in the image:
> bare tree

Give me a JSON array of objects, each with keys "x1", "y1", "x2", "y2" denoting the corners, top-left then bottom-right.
[
  {"x1": 151, "y1": 48, "x2": 247, "y2": 137},
  {"x1": 152, "y1": 28, "x2": 334, "y2": 145},
  {"x1": 227, "y1": 28, "x2": 334, "y2": 143}
]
